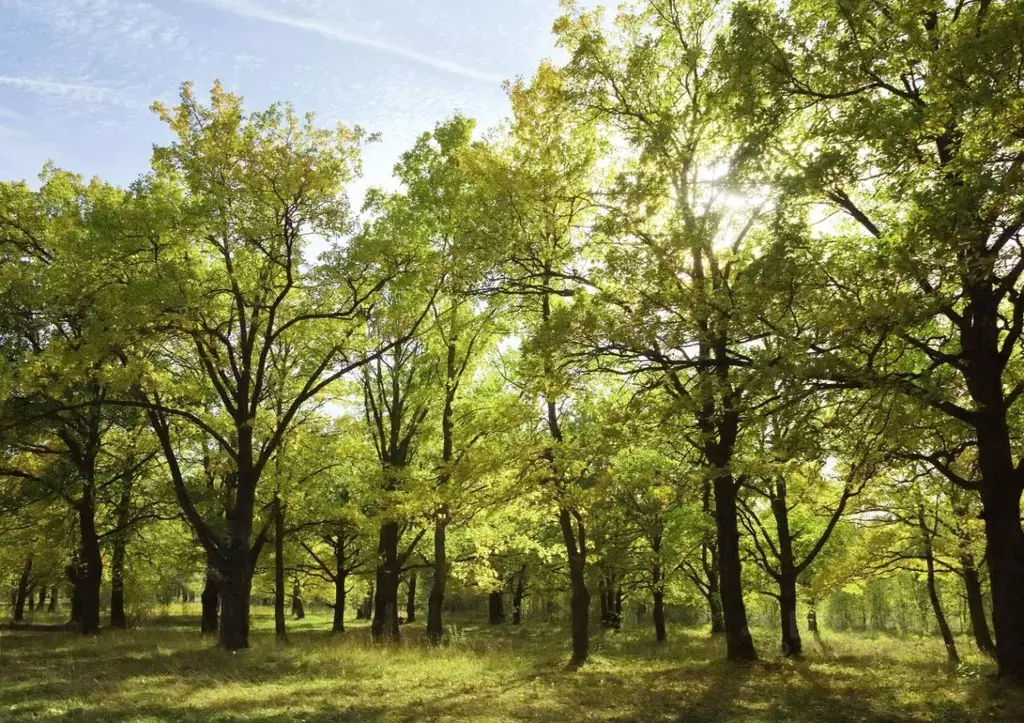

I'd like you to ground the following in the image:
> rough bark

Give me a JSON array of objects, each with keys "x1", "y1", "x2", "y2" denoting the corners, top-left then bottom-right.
[
  {"x1": 75, "y1": 488, "x2": 103, "y2": 635},
  {"x1": 371, "y1": 521, "x2": 401, "y2": 641},
  {"x1": 218, "y1": 551, "x2": 254, "y2": 651},
  {"x1": 713, "y1": 474, "x2": 756, "y2": 660}
]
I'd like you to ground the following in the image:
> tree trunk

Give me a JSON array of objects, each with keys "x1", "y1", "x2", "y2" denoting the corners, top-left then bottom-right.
[
  {"x1": 962, "y1": 556, "x2": 995, "y2": 655},
  {"x1": 779, "y1": 573, "x2": 801, "y2": 657},
  {"x1": 599, "y1": 584, "x2": 613, "y2": 629},
  {"x1": 713, "y1": 476, "x2": 756, "y2": 660},
  {"x1": 405, "y1": 572, "x2": 416, "y2": 623},
  {"x1": 274, "y1": 496, "x2": 286, "y2": 639},
  {"x1": 559, "y1": 507, "x2": 589, "y2": 665},
  {"x1": 13, "y1": 557, "x2": 31, "y2": 622},
  {"x1": 357, "y1": 584, "x2": 373, "y2": 620},
  {"x1": 512, "y1": 565, "x2": 526, "y2": 625},
  {"x1": 371, "y1": 521, "x2": 401, "y2": 641},
  {"x1": 76, "y1": 490, "x2": 103, "y2": 635},
  {"x1": 653, "y1": 588, "x2": 667, "y2": 643},
  {"x1": 488, "y1": 590, "x2": 504, "y2": 624},
  {"x1": 218, "y1": 554, "x2": 253, "y2": 651},
  {"x1": 926, "y1": 541, "x2": 959, "y2": 666},
  {"x1": 109, "y1": 532, "x2": 128, "y2": 629},
  {"x1": 426, "y1": 518, "x2": 447, "y2": 642},
  {"x1": 979, "y1": 481, "x2": 1024, "y2": 679},
  {"x1": 201, "y1": 563, "x2": 219, "y2": 634},
  {"x1": 291, "y1": 579, "x2": 305, "y2": 620},
  {"x1": 332, "y1": 541, "x2": 347, "y2": 633}
]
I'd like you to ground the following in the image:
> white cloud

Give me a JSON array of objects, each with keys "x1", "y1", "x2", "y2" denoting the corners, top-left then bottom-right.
[
  {"x1": 0, "y1": 76, "x2": 126, "y2": 106},
  {"x1": 189, "y1": 0, "x2": 503, "y2": 83}
]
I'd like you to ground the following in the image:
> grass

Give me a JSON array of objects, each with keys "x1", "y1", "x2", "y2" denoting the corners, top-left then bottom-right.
[{"x1": 2, "y1": 607, "x2": 1022, "y2": 722}]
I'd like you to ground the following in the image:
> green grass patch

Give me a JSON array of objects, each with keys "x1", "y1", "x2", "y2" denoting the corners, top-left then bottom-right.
[{"x1": 1, "y1": 609, "x2": 1021, "y2": 722}]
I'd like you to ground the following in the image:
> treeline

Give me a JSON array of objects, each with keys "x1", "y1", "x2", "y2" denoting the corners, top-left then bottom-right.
[{"x1": 2, "y1": 0, "x2": 1023, "y2": 681}]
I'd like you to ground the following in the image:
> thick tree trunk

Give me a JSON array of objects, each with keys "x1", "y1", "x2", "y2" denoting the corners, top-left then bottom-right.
[
  {"x1": 426, "y1": 519, "x2": 447, "y2": 642},
  {"x1": 713, "y1": 476, "x2": 756, "y2": 660},
  {"x1": 961, "y1": 556, "x2": 995, "y2": 655},
  {"x1": 218, "y1": 556, "x2": 253, "y2": 651},
  {"x1": 405, "y1": 572, "x2": 416, "y2": 623},
  {"x1": 201, "y1": 563, "x2": 219, "y2": 634},
  {"x1": 274, "y1": 497, "x2": 286, "y2": 639},
  {"x1": 559, "y1": 507, "x2": 589, "y2": 665},
  {"x1": 779, "y1": 573, "x2": 801, "y2": 657},
  {"x1": 488, "y1": 590, "x2": 505, "y2": 624},
  {"x1": 371, "y1": 521, "x2": 401, "y2": 641},
  {"x1": 76, "y1": 491, "x2": 103, "y2": 635},
  {"x1": 968, "y1": 359, "x2": 1024, "y2": 679},
  {"x1": 979, "y1": 481, "x2": 1024, "y2": 679},
  {"x1": 13, "y1": 557, "x2": 32, "y2": 623},
  {"x1": 512, "y1": 565, "x2": 526, "y2": 625},
  {"x1": 109, "y1": 533, "x2": 128, "y2": 629}
]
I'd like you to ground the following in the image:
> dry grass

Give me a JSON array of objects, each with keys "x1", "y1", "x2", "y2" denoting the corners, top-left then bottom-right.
[{"x1": 1, "y1": 607, "x2": 1022, "y2": 722}]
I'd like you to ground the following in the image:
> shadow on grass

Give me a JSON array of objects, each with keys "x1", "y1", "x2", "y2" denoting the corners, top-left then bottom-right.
[{"x1": 1, "y1": 623, "x2": 1022, "y2": 722}]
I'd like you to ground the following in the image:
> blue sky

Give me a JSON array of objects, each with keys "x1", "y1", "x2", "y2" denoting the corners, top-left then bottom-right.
[{"x1": 0, "y1": 0, "x2": 579, "y2": 195}]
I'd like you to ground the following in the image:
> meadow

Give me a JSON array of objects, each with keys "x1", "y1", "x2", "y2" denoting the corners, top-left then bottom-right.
[{"x1": 2, "y1": 607, "x2": 1022, "y2": 722}]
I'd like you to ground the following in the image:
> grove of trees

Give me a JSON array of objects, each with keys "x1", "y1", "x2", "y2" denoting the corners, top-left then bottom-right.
[{"x1": 3, "y1": 0, "x2": 1024, "y2": 684}]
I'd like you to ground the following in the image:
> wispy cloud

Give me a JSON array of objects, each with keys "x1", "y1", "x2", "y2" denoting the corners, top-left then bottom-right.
[
  {"x1": 190, "y1": 0, "x2": 504, "y2": 83},
  {"x1": 3, "y1": 0, "x2": 185, "y2": 49},
  {"x1": 0, "y1": 76, "x2": 125, "y2": 106}
]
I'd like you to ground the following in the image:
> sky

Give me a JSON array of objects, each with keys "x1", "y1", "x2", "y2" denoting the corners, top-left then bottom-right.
[{"x1": 0, "y1": 0, "x2": 579, "y2": 196}]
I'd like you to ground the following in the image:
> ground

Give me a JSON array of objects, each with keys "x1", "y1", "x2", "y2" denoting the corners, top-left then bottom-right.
[{"x1": 1, "y1": 607, "x2": 1022, "y2": 722}]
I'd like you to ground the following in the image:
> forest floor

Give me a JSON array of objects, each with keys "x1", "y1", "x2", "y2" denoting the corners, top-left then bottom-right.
[{"x1": 1, "y1": 607, "x2": 1022, "y2": 722}]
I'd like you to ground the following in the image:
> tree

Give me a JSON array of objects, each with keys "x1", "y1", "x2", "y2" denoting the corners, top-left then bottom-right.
[
  {"x1": 124, "y1": 82, "x2": 400, "y2": 650},
  {"x1": 732, "y1": 0, "x2": 1024, "y2": 679}
]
